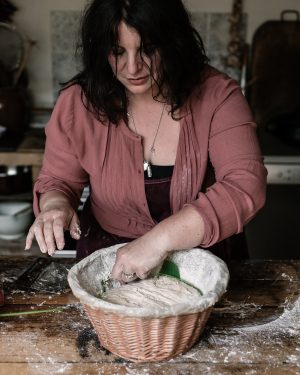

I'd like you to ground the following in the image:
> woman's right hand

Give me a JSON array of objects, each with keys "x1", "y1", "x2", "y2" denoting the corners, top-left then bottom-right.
[{"x1": 25, "y1": 193, "x2": 81, "y2": 256}]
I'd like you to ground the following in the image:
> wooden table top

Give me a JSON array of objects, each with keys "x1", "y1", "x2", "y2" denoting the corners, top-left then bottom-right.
[{"x1": 0, "y1": 257, "x2": 299, "y2": 375}]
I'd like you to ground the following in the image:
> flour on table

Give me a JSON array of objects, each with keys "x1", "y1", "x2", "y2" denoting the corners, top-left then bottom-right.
[
  {"x1": 239, "y1": 296, "x2": 300, "y2": 332},
  {"x1": 101, "y1": 276, "x2": 200, "y2": 308}
]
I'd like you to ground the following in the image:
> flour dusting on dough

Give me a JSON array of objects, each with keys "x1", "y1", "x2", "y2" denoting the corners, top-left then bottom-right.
[{"x1": 102, "y1": 276, "x2": 200, "y2": 308}]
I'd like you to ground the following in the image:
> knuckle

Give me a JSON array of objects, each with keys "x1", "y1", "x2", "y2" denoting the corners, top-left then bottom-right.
[
  {"x1": 116, "y1": 251, "x2": 126, "y2": 262},
  {"x1": 53, "y1": 219, "x2": 64, "y2": 228},
  {"x1": 137, "y1": 269, "x2": 149, "y2": 279},
  {"x1": 33, "y1": 226, "x2": 40, "y2": 234},
  {"x1": 28, "y1": 226, "x2": 35, "y2": 236},
  {"x1": 140, "y1": 266, "x2": 149, "y2": 275},
  {"x1": 43, "y1": 221, "x2": 52, "y2": 230},
  {"x1": 44, "y1": 209, "x2": 63, "y2": 221},
  {"x1": 44, "y1": 234, "x2": 53, "y2": 243}
]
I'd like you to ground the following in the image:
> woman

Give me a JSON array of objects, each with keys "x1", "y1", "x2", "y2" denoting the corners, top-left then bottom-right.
[{"x1": 25, "y1": 0, "x2": 267, "y2": 282}]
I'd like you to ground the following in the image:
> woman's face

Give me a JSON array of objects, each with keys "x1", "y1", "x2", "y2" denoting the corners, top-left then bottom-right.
[{"x1": 108, "y1": 21, "x2": 161, "y2": 97}]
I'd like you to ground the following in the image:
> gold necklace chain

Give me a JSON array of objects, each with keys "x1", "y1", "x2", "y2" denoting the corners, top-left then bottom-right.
[{"x1": 127, "y1": 103, "x2": 165, "y2": 177}]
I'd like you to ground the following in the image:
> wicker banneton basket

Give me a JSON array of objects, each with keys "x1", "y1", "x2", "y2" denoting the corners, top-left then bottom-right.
[{"x1": 68, "y1": 244, "x2": 229, "y2": 362}]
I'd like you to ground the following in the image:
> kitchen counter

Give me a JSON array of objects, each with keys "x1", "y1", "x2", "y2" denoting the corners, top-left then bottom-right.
[
  {"x1": 0, "y1": 130, "x2": 45, "y2": 185},
  {"x1": 0, "y1": 256, "x2": 299, "y2": 375}
]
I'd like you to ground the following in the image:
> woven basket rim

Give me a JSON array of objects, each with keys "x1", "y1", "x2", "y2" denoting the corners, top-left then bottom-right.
[{"x1": 68, "y1": 245, "x2": 229, "y2": 318}]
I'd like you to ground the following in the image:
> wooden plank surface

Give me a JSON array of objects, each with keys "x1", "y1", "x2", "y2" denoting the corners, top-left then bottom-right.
[
  {"x1": 0, "y1": 363, "x2": 299, "y2": 375},
  {"x1": 0, "y1": 257, "x2": 299, "y2": 375}
]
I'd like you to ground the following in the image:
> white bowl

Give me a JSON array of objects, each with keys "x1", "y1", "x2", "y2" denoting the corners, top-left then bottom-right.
[{"x1": 0, "y1": 202, "x2": 33, "y2": 239}]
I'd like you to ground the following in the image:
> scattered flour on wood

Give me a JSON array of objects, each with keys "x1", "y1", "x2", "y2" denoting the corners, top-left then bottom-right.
[
  {"x1": 240, "y1": 296, "x2": 300, "y2": 332},
  {"x1": 3, "y1": 267, "x2": 298, "y2": 375},
  {"x1": 181, "y1": 270, "x2": 300, "y2": 375}
]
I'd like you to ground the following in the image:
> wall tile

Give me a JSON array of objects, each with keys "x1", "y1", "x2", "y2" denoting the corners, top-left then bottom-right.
[
  {"x1": 50, "y1": 11, "x2": 81, "y2": 100},
  {"x1": 191, "y1": 12, "x2": 247, "y2": 82}
]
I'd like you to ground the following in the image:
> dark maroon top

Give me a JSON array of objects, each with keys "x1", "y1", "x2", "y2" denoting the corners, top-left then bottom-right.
[{"x1": 76, "y1": 165, "x2": 248, "y2": 261}]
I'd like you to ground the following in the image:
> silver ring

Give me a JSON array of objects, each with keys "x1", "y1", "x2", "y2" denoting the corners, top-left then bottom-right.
[
  {"x1": 71, "y1": 224, "x2": 81, "y2": 238},
  {"x1": 73, "y1": 224, "x2": 81, "y2": 235},
  {"x1": 122, "y1": 272, "x2": 136, "y2": 279}
]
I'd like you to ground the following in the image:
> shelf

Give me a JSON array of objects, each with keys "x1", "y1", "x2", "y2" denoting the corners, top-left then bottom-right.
[
  {"x1": 0, "y1": 191, "x2": 33, "y2": 201},
  {"x1": 0, "y1": 130, "x2": 45, "y2": 185}
]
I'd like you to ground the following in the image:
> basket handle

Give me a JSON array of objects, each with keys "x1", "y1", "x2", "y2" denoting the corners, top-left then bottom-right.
[{"x1": 281, "y1": 10, "x2": 299, "y2": 21}]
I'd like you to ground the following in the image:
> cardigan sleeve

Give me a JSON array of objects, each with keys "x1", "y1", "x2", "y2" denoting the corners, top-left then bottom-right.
[
  {"x1": 189, "y1": 81, "x2": 267, "y2": 247},
  {"x1": 33, "y1": 88, "x2": 89, "y2": 216}
]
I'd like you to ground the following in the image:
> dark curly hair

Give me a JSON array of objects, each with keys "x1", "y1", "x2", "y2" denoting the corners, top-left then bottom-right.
[{"x1": 67, "y1": 0, "x2": 208, "y2": 125}]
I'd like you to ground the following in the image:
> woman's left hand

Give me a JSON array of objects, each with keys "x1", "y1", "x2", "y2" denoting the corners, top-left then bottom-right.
[
  {"x1": 111, "y1": 237, "x2": 168, "y2": 283},
  {"x1": 111, "y1": 206, "x2": 205, "y2": 283}
]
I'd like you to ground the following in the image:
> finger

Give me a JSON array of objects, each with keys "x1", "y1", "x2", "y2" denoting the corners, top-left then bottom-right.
[
  {"x1": 53, "y1": 217, "x2": 65, "y2": 250},
  {"x1": 136, "y1": 270, "x2": 150, "y2": 280},
  {"x1": 69, "y1": 213, "x2": 81, "y2": 240},
  {"x1": 135, "y1": 264, "x2": 151, "y2": 280},
  {"x1": 24, "y1": 226, "x2": 35, "y2": 250},
  {"x1": 111, "y1": 261, "x2": 125, "y2": 281},
  {"x1": 33, "y1": 221, "x2": 48, "y2": 254},
  {"x1": 43, "y1": 221, "x2": 56, "y2": 256},
  {"x1": 123, "y1": 275, "x2": 138, "y2": 283},
  {"x1": 122, "y1": 272, "x2": 138, "y2": 283}
]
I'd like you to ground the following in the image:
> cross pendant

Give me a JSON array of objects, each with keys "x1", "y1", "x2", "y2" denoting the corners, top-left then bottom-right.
[{"x1": 143, "y1": 161, "x2": 152, "y2": 178}]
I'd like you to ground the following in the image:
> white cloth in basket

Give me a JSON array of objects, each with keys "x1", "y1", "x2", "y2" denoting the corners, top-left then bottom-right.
[{"x1": 68, "y1": 244, "x2": 229, "y2": 318}]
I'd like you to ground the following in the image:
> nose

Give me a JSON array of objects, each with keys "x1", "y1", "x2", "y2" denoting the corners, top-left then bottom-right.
[{"x1": 127, "y1": 52, "x2": 143, "y2": 75}]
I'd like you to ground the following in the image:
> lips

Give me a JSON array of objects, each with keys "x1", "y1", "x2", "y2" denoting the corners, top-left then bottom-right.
[{"x1": 127, "y1": 75, "x2": 149, "y2": 85}]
